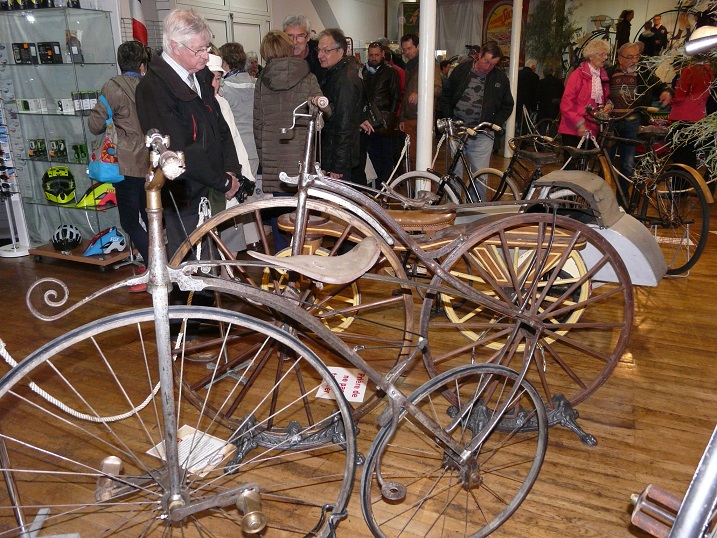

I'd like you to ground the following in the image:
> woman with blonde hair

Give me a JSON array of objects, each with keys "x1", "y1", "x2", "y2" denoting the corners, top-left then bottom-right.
[{"x1": 558, "y1": 38, "x2": 613, "y2": 153}]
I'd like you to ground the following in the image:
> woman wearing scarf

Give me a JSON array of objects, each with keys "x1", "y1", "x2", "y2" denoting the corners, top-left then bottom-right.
[{"x1": 558, "y1": 39, "x2": 613, "y2": 160}]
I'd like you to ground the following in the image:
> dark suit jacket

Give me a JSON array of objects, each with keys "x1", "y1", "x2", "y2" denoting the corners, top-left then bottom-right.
[{"x1": 135, "y1": 54, "x2": 240, "y2": 208}]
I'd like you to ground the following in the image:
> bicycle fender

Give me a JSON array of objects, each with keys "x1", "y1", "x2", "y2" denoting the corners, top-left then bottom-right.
[{"x1": 667, "y1": 163, "x2": 714, "y2": 204}]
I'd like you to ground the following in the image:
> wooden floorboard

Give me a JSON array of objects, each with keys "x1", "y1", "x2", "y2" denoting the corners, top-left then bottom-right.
[{"x1": 0, "y1": 184, "x2": 715, "y2": 536}]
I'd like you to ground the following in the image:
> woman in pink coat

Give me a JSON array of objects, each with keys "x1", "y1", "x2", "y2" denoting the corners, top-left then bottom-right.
[
  {"x1": 669, "y1": 60, "x2": 714, "y2": 169},
  {"x1": 558, "y1": 39, "x2": 613, "y2": 154}
]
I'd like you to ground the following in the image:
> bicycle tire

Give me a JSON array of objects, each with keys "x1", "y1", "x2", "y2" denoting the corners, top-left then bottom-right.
[
  {"x1": 471, "y1": 167, "x2": 523, "y2": 201},
  {"x1": 361, "y1": 363, "x2": 548, "y2": 537},
  {"x1": 0, "y1": 306, "x2": 356, "y2": 537},
  {"x1": 384, "y1": 170, "x2": 463, "y2": 206},
  {"x1": 638, "y1": 167, "x2": 710, "y2": 275},
  {"x1": 419, "y1": 212, "x2": 634, "y2": 409}
]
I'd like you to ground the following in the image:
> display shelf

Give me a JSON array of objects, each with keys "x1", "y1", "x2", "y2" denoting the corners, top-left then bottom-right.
[
  {"x1": 29, "y1": 240, "x2": 130, "y2": 270},
  {"x1": 0, "y1": 7, "x2": 120, "y2": 265}
]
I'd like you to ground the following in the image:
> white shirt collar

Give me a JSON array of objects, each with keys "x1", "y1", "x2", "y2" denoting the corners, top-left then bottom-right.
[{"x1": 162, "y1": 51, "x2": 201, "y2": 97}]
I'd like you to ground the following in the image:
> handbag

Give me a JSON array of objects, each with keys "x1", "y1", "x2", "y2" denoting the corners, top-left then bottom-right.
[{"x1": 88, "y1": 94, "x2": 124, "y2": 183}]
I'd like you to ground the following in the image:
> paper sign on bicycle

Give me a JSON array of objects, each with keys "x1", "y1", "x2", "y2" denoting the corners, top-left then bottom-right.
[
  {"x1": 316, "y1": 367, "x2": 368, "y2": 403},
  {"x1": 147, "y1": 425, "x2": 236, "y2": 477}
]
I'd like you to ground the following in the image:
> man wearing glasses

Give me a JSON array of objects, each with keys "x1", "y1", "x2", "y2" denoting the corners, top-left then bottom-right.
[
  {"x1": 606, "y1": 42, "x2": 672, "y2": 200},
  {"x1": 315, "y1": 28, "x2": 364, "y2": 182},
  {"x1": 136, "y1": 8, "x2": 242, "y2": 333},
  {"x1": 282, "y1": 13, "x2": 323, "y2": 77}
]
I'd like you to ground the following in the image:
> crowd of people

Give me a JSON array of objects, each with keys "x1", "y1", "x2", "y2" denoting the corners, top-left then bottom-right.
[
  {"x1": 89, "y1": 7, "x2": 711, "y2": 296},
  {"x1": 558, "y1": 11, "x2": 713, "y2": 206}
]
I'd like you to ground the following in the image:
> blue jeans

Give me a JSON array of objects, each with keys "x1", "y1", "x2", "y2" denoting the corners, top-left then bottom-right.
[
  {"x1": 609, "y1": 117, "x2": 640, "y2": 205},
  {"x1": 450, "y1": 131, "x2": 495, "y2": 201}
]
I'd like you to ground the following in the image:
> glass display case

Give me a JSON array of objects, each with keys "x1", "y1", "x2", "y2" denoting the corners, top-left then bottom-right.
[{"x1": 0, "y1": 7, "x2": 130, "y2": 267}]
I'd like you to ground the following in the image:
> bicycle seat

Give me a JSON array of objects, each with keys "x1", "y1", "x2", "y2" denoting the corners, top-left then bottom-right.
[
  {"x1": 516, "y1": 149, "x2": 561, "y2": 167},
  {"x1": 386, "y1": 209, "x2": 456, "y2": 233},
  {"x1": 637, "y1": 124, "x2": 668, "y2": 140},
  {"x1": 247, "y1": 236, "x2": 381, "y2": 285}
]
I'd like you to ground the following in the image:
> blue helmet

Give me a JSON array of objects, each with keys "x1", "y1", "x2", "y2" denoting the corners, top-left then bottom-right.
[{"x1": 83, "y1": 226, "x2": 127, "y2": 257}]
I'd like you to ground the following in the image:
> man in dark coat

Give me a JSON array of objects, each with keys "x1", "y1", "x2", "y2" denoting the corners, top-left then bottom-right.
[
  {"x1": 536, "y1": 64, "x2": 564, "y2": 129},
  {"x1": 516, "y1": 59, "x2": 539, "y2": 134},
  {"x1": 651, "y1": 14, "x2": 669, "y2": 55},
  {"x1": 136, "y1": 8, "x2": 241, "y2": 259},
  {"x1": 135, "y1": 8, "x2": 241, "y2": 332},
  {"x1": 359, "y1": 41, "x2": 400, "y2": 186},
  {"x1": 316, "y1": 28, "x2": 364, "y2": 183},
  {"x1": 437, "y1": 41, "x2": 514, "y2": 199}
]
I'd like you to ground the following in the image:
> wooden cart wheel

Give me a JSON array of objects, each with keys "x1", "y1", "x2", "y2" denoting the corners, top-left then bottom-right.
[{"x1": 420, "y1": 212, "x2": 634, "y2": 408}]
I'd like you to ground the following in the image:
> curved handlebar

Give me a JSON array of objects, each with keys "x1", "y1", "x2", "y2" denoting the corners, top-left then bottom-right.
[
  {"x1": 466, "y1": 122, "x2": 504, "y2": 136},
  {"x1": 145, "y1": 129, "x2": 185, "y2": 181},
  {"x1": 281, "y1": 97, "x2": 330, "y2": 134},
  {"x1": 508, "y1": 134, "x2": 555, "y2": 152},
  {"x1": 436, "y1": 118, "x2": 503, "y2": 138}
]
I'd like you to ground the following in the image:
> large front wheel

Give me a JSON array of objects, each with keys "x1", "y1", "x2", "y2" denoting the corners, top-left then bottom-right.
[
  {"x1": 361, "y1": 363, "x2": 548, "y2": 537},
  {"x1": 0, "y1": 306, "x2": 356, "y2": 536},
  {"x1": 638, "y1": 167, "x2": 710, "y2": 275}
]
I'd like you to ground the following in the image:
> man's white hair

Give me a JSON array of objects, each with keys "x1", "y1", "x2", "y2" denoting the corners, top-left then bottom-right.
[{"x1": 162, "y1": 8, "x2": 212, "y2": 55}]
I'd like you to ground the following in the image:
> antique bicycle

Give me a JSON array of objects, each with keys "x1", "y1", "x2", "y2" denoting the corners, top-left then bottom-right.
[
  {"x1": 575, "y1": 107, "x2": 712, "y2": 275},
  {"x1": 168, "y1": 100, "x2": 634, "y2": 441},
  {"x1": 378, "y1": 117, "x2": 523, "y2": 206},
  {"x1": 0, "y1": 94, "x2": 634, "y2": 536}
]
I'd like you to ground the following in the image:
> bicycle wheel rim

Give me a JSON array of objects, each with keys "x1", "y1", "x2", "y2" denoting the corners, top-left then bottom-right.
[{"x1": 0, "y1": 306, "x2": 356, "y2": 537}]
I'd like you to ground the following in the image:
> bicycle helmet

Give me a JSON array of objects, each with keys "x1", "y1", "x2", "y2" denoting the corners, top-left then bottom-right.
[
  {"x1": 42, "y1": 166, "x2": 76, "y2": 204},
  {"x1": 75, "y1": 182, "x2": 117, "y2": 209},
  {"x1": 82, "y1": 226, "x2": 127, "y2": 256},
  {"x1": 51, "y1": 223, "x2": 82, "y2": 253}
]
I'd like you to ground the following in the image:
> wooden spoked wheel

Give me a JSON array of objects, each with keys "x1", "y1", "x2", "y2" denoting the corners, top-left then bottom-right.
[{"x1": 420, "y1": 213, "x2": 634, "y2": 408}]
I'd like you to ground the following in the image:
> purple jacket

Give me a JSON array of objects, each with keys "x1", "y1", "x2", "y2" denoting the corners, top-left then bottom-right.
[{"x1": 558, "y1": 61, "x2": 610, "y2": 137}]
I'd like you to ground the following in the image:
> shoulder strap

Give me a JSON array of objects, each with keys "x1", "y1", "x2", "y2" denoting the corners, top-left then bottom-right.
[{"x1": 99, "y1": 94, "x2": 113, "y2": 124}]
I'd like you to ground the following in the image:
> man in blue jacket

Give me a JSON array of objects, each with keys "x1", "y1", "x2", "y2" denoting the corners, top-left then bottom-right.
[{"x1": 437, "y1": 41, "x2": 513, "y2": 200}]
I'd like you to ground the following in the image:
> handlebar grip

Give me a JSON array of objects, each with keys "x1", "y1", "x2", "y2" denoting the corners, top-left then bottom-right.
[{"x1": 316, "y1": 96, "x2": 329, "y2": 108}]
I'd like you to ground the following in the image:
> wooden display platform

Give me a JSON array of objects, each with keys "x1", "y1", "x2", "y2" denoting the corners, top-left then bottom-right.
[{"x1": 29, "y1": 241, "x2": 131, "y2": 270}]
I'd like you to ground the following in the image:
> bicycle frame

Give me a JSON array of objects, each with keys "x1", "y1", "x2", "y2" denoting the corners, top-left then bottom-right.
[
  {"x1": 2, "y1": 99, "x2": 639, "y2": 534},
  {"x1": 282, "y1": 105, "x2": 547, "y2": 327}
]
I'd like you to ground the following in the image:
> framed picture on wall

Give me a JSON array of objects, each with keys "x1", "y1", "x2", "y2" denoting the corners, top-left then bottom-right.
[
  {"x1": 399, "y1": 2, "x2": 420, "y2": 37},
  {"x1": 483, "y1": 0, "x2": 513, "y2": 59}
]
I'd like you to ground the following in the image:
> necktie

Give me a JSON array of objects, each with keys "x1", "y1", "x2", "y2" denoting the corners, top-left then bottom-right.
[{"x1": 187, "y1": 75, "x2": 197, "y2": 93}]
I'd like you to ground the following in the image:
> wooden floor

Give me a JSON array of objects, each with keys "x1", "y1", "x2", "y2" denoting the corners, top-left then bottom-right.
[{"x1": 0, "y1": 184, "x2": 715, "y2": 536}]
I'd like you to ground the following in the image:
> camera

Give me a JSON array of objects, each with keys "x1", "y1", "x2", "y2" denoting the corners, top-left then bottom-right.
[{"x1": 234, "y1": 174, "x2": 255, "y2": 204}]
